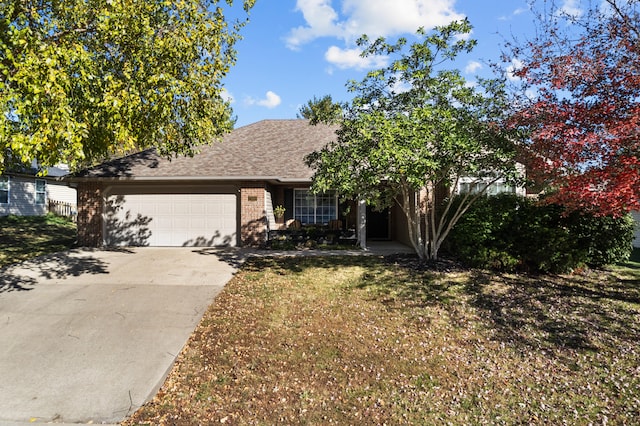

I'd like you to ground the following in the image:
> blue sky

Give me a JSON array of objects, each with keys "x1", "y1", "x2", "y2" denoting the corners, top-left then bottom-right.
[{"x1": 223, "y1": 0, "x2": 580, "y2": 127}]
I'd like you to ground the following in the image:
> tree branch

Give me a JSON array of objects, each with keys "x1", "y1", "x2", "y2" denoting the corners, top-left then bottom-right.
[{"x1": 606, "y1": 0, "x2": 640, "y2": 39}]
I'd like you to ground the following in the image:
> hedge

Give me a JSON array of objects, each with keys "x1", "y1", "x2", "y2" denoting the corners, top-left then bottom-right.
[{"x1": 445, "y1": 194, "x2": 635, "y2": 273}]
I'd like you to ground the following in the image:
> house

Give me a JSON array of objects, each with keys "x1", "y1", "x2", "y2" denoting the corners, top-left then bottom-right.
[
  {"x1": 69, "y1": 119, "x2": 528, "y2": 248},
  {"x1": 69, "y1": 120, "x2": 369, "y2": 247},
  {"x1": 1, "y1": 163, "x2": 77, "y2": 217}
]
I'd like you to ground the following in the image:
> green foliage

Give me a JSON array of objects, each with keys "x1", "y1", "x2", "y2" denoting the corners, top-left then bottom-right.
[
  {"x1": 297, "y1": 95, "x2": 343, "y2": 124},
  {"x1": 446, "y1": 194, "x2": 635, "y2": 273},
  {"x1": 273, "y1": 204, "x2": 286, "y2": 218},
  {"x1": 444, "y1": 194, "x2": 520, "y2": 270},
  {"x1": 306, "y1": 20, "x2": 521, "y2": 260},
  {"x1": 566, "y1": 212, "x2": 636, "y2": 267},
  {"x1": 0, "y1": 0, "x2": 254, "y2": 172}
]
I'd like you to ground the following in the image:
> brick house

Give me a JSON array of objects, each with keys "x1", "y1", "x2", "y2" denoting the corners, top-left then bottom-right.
[
  {"x1": 69, "y1": 119, "x2": 396, "y2": 247},
  {"x1": 69, "y1": 119, "x2": 531, "y2": 249}
]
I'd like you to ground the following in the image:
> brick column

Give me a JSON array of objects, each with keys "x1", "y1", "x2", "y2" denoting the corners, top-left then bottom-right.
[
  {"x1": 240, "y1": 183, "x2": 266, "y2": 246},
  {"x1": 76, "y1": 182, "x2": 103, "y2": 247}
]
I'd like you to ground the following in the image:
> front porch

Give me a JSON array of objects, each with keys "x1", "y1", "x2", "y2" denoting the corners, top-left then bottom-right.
[{"x1": 265, "y1": 185, "x2": 413, "y2": 251}]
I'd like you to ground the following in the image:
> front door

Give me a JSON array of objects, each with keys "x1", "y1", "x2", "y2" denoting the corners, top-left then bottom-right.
[{"x1": 366, "y1": 206, "x2": 390, "y2": 240}]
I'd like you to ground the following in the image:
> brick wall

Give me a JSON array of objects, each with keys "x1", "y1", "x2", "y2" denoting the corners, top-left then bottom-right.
[
  {"x1": 240, "y1": 183, "x2": 266, "y2": 246},
  {"x1": 76, "y1": 182, "x2": 103, "y2": 247}
]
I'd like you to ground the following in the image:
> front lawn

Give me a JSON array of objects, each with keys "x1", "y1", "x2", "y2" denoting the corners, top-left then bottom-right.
[
  {"x1": 0, "y1": 214, "x2": 77, "y2": 268},
  {"x1": 125, "y1": 255, "x2": 640, "y2": 425}
]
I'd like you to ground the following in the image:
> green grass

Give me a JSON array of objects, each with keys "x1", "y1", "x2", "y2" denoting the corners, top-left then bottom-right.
[
  {"x1": 626, "y1": 247, "x2": 640, "y2": 265},
  {"x1": 126, "y1": 256, "x2": 640, "y2": 425},
  {"x1": 609, "y1": 247, "x2": 640, "y2": 284},
  {"x1": 0, "y1": 214, "x2": 77, "y2": 268}
]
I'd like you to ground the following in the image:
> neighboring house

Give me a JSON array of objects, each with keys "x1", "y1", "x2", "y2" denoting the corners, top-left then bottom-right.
[
  {"x1": 69, "y1": 119, "x2": 523, "y2": 248},
  {"x1": 1, "y1": 164, "x2": 77, "y2": 217}
]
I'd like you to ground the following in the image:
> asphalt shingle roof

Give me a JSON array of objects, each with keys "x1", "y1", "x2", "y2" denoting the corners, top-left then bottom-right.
[{"x1": 74, "y1": 119, "x2": 338, "y2": 182}]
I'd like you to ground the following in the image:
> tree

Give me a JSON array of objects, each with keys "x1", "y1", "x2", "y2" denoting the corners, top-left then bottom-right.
[
  {"x1": 306, "y1": 20, "x2": 520, "y2": 261},
  {"x1": 0, "y1": 0, "x2": 254, "y2": 172},
  {"x1": 297, "y1": 95, "x2": 343, "y2": 124},
  {"x1": 505, "y1": 0, "x2": 640, "y2": 215}
]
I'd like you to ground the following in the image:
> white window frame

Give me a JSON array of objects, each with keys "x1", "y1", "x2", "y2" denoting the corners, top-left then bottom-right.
[
  {"x1": 293, "y1": 189, "x2": 338, "y2": 225},
  {"x1": 0, "y1": 176, "x2": 9, "y2": 205},
  {"x1": 457, "y1": 177, "x2": 517, "y2": 196},
  {"x1": 35, "y1": 179, "x2": 46, "y2": 205}
]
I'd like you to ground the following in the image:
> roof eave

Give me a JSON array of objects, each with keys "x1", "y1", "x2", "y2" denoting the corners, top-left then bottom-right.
[{"x1": 65, "y1": 175, "x2": 314, "y2": 184}]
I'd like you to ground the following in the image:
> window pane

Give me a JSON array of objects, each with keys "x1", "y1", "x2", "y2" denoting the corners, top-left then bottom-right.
[
  {"x1": 293, "y1": 189, "x2": 337, "y2": 225},
  {"x1": 0, "y1": 177, "x2": 8, "y2": 204},
  {"x1": 294, "y1": 189, "x2": 312, "y2": 224},
  {"x1": 35, "y1": 179, "x2": 46, "y2": 205},
  {"x1": 315, "y1": 191, "x2": 336, "y2": 225}
]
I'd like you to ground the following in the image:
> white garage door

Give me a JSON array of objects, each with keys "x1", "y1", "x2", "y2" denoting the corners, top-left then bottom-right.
[{"x1": 105, "y1": 192, "x2": 237, "y2": 247}]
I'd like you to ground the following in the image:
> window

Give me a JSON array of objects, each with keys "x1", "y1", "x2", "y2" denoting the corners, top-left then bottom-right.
[
  {"x1": 294, "y1": 189, "x2": 337, "y2": 225},
  {"x1": 0, "y1": 176, "x2": 8, "y2": 204},
  {"x1": 459, "y1": 180, "x2": 516, "y2": 196},
  {"x1": 35, "y1": 179, "x2": 46, "y2": 205}
]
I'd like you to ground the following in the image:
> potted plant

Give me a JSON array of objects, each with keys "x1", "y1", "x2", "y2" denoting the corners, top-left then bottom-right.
[{"x1": 274, "y1": 205, "x2": 286, "y2": 229}]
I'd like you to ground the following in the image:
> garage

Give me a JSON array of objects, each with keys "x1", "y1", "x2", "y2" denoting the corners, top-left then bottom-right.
[{"x1": 104, "y1": 187, "x2": 237, "y2": 247}]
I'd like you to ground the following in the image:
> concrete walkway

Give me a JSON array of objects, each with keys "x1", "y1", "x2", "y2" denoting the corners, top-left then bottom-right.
[{"x1": 0, "y1": 248, "x2": 237, "y2": 425}]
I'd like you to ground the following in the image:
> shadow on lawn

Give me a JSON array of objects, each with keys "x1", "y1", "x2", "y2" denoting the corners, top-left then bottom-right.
[
  {"x1": 466, "y1": 270, "x2": 640, "y2": 352},
  {"x1": 241, "y1": 255, "x2": 376, "y2": 275},
  {"x1": 247, "y1": 254, "x2": 464, "y2": 308},
  {"x1": 0, "y1": 250, "x2": 109, "y2": 293},
  {"x1": 235, "y1": 254, "x2": 640, "y2": 355}
]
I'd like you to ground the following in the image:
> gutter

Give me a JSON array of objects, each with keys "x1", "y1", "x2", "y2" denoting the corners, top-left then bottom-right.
[{"x1": 64, "y1": 175, "x2": 314, "y2": 185}]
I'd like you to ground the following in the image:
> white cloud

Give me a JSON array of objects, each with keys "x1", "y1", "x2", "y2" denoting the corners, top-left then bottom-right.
[
  {"x1": 499, "y1": 6, "x2": 529, "y2": 21},
  {"x1": 559, "y1": 0, "x2": 583, "y2": 17},
  {"x1": 324, "y1": 45, "x2": 388, "y2": 70},
  {"x1": 286, "y1": 0, "x2": 340, "y2": 49},
  {"x1": 506, "y1": 58, "x2": 524, "y2": 82},
  {"x1": 286, "y1": 0, "x2": 465, "y2": 49},
  {"x1": 221, "y1": 88, "x2": 234, "y2": 104},
  {"x1": 465, "y1": 60, "x2": 483, "y2": 74},
  {"x1": 245, "y1": 91, "x2": 282, "y2": 109},
  {"x1": 391, "y1": 78, "x2": 412, "y2": 94}
]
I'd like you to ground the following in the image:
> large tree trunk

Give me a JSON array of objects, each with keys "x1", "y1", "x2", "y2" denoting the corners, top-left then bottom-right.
[
  {"x1": 398, "y1": 183, "x2": 426, "y2": 260},
  {"x1": 398, "y1": 177, "x2": 503, "y2": 261}
]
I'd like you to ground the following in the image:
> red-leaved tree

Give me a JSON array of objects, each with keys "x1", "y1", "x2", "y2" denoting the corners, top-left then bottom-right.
[{"x1": 506, "y1": 0, "x2": 639, "y2": 215}]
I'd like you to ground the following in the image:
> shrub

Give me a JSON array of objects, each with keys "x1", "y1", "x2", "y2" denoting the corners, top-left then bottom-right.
[
  {"x1": 444, "y1": 194, "x2": 519, "y2": 269},
  {"x1": 445, "y1": 194, "x2": 634, "y2": 273},
  {"x1": 565, "y1": 211, "x2": 635, "y2": 268}
]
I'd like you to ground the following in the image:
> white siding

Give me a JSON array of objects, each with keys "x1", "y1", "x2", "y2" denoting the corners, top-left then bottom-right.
[
  {"x1": 0, "y1": 176, "x2": 47, "y2": 216},
  {"x1": 265, "y1": 190, "x2": 277, "y2": 231},
  {"x1": 47, "y1": 182, "x2": 77, "y2": 205}
]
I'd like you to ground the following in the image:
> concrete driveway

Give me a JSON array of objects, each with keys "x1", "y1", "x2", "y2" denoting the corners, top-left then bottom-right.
[{"x1": 0, "y1": 247, "x2": 242, "y2": 425}]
